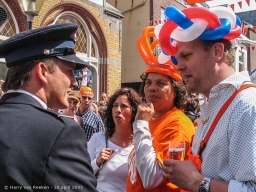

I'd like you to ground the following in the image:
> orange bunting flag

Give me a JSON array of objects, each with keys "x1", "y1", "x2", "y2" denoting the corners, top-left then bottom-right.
[
  {"x1": 238, "y1": 1, "x2": 242, "y2": 9},
  {"x1": 187, "y1": 0, "x2": 210, "y2": 5},
  {"x1": 244, "y1": 28, "x2": 249, "y2": 35},
  {"x1": 253, "y1": 26, "x2": 256, "y2": 32},
  {"x1": 246, "y1": 0, "x2": 250, "y2": 6},
  {"x1": 252, "y1": 46, "x2": 255, "y2": 51},
  {"x1": 230, "y1": 4, "x2": 235, "y2": 11}
]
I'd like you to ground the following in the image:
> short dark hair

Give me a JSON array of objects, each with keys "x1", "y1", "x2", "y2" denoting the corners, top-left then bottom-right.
[
  {"x1": 200, "y1": 39, "x2": 234, "y2": 66},
  {"x1": 139, "y1": 73, "x2": 187, "y2": 109},
  {"x1": 104, "y1": 87, "x2": 141, "y2": 138},
  {"x1": 2, "y1": 57, "x2": 57, "y2": 92}
]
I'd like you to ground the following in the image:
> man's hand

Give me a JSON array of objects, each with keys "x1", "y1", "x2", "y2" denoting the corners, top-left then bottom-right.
[
  {"x1": 134, "y1": 102, "x2": 154, "y2": 122},
  {"x1": 162, "y1": 159, "x2": 204, "y2": 192}
]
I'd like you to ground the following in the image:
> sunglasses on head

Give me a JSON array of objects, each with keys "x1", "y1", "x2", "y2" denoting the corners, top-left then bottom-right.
[{"x1": 82, "y1": 96, "x2": 93, "y2": 100}]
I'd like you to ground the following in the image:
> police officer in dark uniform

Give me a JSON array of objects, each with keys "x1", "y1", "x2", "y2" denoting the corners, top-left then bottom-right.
[{"x1": 0, "y1": 24, "x2": 97, "y2": 191}]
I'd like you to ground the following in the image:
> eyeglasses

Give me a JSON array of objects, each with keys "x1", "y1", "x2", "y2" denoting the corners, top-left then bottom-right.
[{"x1": 82, "y1": 96, "x2": 93, "y2": 100}]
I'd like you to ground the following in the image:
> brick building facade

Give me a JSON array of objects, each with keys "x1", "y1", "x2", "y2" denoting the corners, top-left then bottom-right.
[{"x1": 0, "y1": 0, "x2": 123, "y2": 101}]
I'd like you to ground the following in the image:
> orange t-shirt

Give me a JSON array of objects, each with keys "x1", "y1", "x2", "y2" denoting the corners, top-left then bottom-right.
[{"x1": 126, "y1": 107, "x2": 195, "y2": 192}]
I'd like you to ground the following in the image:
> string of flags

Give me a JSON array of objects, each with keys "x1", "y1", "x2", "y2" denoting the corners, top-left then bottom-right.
[
  {"x1": 187, "y1": 0, "x2": 256, "y2": 11},
  {"x1": 229, "y1": 0, "x2": 255, "y2": 11},
  {"x1": 242, "y1": 20, "x2": 256, "y2": 38},
  {"x1": 234, "y1": 46, "x2": 256, "y2": 51},
  {"x1": 148, "y1": 0, "x2": 256, "y2": 50}
]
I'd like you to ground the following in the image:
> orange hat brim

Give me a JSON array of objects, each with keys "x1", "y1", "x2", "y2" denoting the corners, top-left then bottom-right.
[{"x1": 145, "y1": 64, "x2": 182, "y2": 82}]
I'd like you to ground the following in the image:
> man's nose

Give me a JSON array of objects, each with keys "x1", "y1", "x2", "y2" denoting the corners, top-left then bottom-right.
[
  {"x1": 175, "y1": 59, "x2": 184, "y2": 72},
  {"x1": 70, "y1": 75, "x2": 78, "y2": 88}
]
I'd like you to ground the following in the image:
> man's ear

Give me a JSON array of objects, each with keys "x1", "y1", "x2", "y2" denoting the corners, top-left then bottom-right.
[
  {"x1": 213, "y1": 42, "x2": 224, "y2": 62},
  {"x1": 36, "y1": 62, "x2": 48, "y2": 83}
]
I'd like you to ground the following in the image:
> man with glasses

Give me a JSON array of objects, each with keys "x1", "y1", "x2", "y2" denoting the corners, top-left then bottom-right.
[{"x1": 77, "y1": 86, "x2": 104, "y2": 141}]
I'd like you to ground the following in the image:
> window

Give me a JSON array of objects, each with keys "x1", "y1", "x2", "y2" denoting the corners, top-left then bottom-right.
[
  {"x1": 238, "y1": 50, "x2": 245, "y2": 71},
  {"x1": 161, "y1": 8, "x2": 165, "y2": 23},
  {"x1": 0, "y1": 3, "x2": 16, "y2": 37},
  {"x1": 0, "y1": 2, "x2": 18, "y2": 80},
  {"x1": 55, "y1": 15, "x2": 87, "y2": 53}
]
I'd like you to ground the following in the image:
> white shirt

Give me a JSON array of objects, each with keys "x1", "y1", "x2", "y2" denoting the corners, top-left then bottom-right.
[
  {"x1": 6, "y1": 89, "x2": 47, "y2": 109},
  {"x1": 87, "y1": 132, "x2": 134, "y2": 192},
  {"x1": 81, "y1": 69, "x2": 88, "y2": 87},
  {"x1": 192, "y1": 71, "x2": 256, "y2": 191},
  {"x1": 129, "y1": 120, "x2": 163, "y2": 189}
]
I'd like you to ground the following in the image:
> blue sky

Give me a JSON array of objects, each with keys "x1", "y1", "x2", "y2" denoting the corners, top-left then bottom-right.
[{"x1": 206, "y1": 0, "x2": 256, "y2": 12}]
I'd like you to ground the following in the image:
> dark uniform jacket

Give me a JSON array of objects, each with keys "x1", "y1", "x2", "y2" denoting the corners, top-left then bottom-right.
[{"x1": 0, "y1": 92, "x2": 97, "y2": 191}]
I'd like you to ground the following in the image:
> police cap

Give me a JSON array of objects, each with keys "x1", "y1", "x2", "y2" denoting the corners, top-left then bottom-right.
[{"x1": 0, "y1": 23, "x2": 88, "y2": 69}]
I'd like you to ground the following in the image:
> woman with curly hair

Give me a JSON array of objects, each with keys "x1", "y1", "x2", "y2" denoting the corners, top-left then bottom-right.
[
  {"x1": 126, "y1": 64, "x2": 195, "y2": 192},
  {"x1": 87, "y1": 87, "x2": 141, "y2": 192}
]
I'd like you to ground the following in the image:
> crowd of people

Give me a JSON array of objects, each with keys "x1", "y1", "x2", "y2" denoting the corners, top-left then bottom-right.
[{"x1": 0, "y1": 4, "x2": 256, "y2": 192}]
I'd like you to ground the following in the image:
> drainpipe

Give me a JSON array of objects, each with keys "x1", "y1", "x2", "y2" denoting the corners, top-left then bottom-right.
[{"x1": 121, "y1": 0, "x2": 146, "y2": 14}]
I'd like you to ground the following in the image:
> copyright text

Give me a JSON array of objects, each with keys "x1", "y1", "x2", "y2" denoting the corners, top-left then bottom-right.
[{"x1": 3, "y1": 185, "x2": 83, "y2": 190}]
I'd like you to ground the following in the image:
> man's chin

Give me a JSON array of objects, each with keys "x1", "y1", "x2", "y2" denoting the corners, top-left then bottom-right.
[
  {"x1": 58, "y1": 102, "x2": 68, "y2": 110},
  {"x1": 186, "y1": 85, "x2": 197, "y2": 93}
]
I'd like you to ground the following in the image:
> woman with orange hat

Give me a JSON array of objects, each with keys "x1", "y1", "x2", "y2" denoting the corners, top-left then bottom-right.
[{"x1": 126, "y1": 26, "x2": 195, "y2": 192}]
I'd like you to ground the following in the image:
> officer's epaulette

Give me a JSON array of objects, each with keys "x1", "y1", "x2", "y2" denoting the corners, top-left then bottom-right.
[{"x1": 58, "y1": 114, "x2": 74, "y2": 119}]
